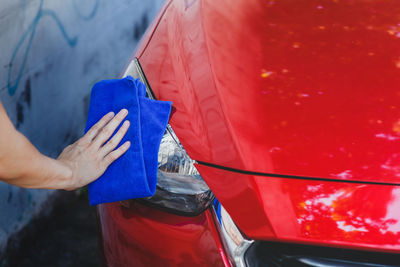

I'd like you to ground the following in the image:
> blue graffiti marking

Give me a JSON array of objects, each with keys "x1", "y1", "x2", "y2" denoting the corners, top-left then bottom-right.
[{"x1": 7, "y1": 0, "x2": 99, "y2": 96}]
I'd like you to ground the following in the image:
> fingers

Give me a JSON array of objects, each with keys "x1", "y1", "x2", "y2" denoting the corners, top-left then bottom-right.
[
  {"x1": 82, "y1": 112, "x2": 115, "y2": 143},
  {"x1": 92, "y1": 109, "x2": 128, "y2": 148},
  {"x1": 104, "y1": 141, "x2": 131, "y2": 166},
  {"x1": 100, "y1": 120, "x2": 130, "y2": 157}
]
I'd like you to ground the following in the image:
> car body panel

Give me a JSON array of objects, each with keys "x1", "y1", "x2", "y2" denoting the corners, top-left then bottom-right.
[
  {"x1": 99, "y1": 0, "x2": 400, "y2": 264},
  {"x1": 139, "y1": 0, "x2": 400, "y2": 185},
  {"x1": 98, "y1": 202, "x2": 226, "y2": 266},
  {"x1": 196, "y1": 164, "x2": 400, "y2": 252}
]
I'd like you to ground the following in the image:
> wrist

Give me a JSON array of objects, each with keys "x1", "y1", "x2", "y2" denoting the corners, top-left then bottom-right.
[
  {"x1": 34, "y1": 153, "x2": 74, "y2": 190},
  {"x1": 55, "y1": 159, "x2": 75, "y2": 190}
]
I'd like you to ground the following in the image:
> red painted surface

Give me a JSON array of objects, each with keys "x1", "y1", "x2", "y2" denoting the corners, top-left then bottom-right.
[
  {"x1": 133, "y1": 0, "x2": 400, "y2": 254},
  {"x1": 196, "y1": 164, "x2": 400, "y2": 252},
  {"x1": 140, "y1": 0, "x2": 400, "y2": 185},
  {"x1": 99, "y1": 0, "x2": 400, "y2": 263},
  {"x1": 133, "y1": 0, "x2": 172, "y2": 60},
  {"x1": 98, "y1": 202, "x2": 226, "y2": 267}
]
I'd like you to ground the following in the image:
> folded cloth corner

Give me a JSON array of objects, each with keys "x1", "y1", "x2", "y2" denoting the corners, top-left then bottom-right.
[{"x1": 85, "y1": 76, "x2": 172, "y2": 205}]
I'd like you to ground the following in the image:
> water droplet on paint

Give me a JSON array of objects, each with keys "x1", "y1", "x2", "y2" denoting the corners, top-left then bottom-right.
[
  {"x1": 297, "y1": 93, "x2": 310, "y2": 98},
  {"x1": 269, "y1": 147, "x2": 281, "y2": 153},
  {"x1": 261, "y1": 69, "x2": 274, "y2": 78},
  {"x1": 292, "y1": 42, "x2": 301, "y2": 48},
  {"x1": 393, "y1": 119, "x2": 400, "y2": 133}
]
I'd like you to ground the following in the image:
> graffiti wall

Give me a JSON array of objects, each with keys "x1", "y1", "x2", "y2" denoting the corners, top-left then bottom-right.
[{"x1": 0, "y1": 0, "x2": 163, "y2": 259}]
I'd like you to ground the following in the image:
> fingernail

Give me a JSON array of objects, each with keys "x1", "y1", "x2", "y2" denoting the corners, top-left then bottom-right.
[
  {"x1": 107, "y1": 112, "x2": 114, "y2": 118},
  {"x1": 121, "y1": 109, "x2": 128, "y2": 115},
  {"x1": 125, "y1": 141, "x2": 131, "y2": 147},
  {"x1": 124, "y1": 120, "x2": 130, "y2": 127}
]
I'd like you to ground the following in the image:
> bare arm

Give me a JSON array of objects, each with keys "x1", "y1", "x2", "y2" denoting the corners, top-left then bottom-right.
[{"x1": 0, "y1": 101, "x2": 130, "y2": 190}]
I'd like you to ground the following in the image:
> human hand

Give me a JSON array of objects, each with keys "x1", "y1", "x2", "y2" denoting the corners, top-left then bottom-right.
[{"x1": 57, "y1": 109, "x2": 131, "y2": 190}]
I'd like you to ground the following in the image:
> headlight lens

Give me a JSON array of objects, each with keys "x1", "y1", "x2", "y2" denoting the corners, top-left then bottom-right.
[
  {"x1": 122, "y1": 58, "x2": 214, "y2": 216},
  {"x1": 158, "y1": 124, "x2": 201, "y2": 180}
]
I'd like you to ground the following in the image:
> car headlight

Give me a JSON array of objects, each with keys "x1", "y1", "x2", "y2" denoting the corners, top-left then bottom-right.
[{"x1": 121, "y1": 58, "x2": 214, "y2": 216}]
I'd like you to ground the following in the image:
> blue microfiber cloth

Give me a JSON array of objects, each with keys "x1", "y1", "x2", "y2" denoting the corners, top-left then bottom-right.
[{"x1": 85, "y1": 76, "x2": 172, "y2": 205}]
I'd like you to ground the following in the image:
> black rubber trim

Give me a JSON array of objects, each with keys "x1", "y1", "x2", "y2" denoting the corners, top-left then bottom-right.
[
  {"x1": 135, "y1": 58, "x2": 157, "y2": 99},
  {"x1": 195, "y1": 160, "x2": 400, "y2": 187}
]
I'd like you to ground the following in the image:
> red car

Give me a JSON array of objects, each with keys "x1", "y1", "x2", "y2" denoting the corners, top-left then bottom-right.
[{"x1": 97, "y1": 0, "x2": 400, "y2": 266}]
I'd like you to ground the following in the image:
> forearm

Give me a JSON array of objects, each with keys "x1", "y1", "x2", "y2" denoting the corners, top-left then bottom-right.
[
  {"x1": 0, "y1": 99, "x2": 130, "y2": 191},
  {"x1": 0, "y1": 129, "x2": 72, "y2": 189}
]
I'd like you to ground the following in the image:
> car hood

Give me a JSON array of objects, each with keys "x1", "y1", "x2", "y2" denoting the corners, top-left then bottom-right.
[
  {"x1": 198, "y1": 0, "x2": 400, "y2": 185},
  {"x1": 141, "y1": 0, "x2": 400, "y2": 184},
  {"x1": 138, "y1": 0, "x2": 400, "y2": 251}
]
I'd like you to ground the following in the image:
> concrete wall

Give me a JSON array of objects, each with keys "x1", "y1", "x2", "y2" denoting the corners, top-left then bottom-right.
[{"x1": 0, "y1": 0, "x2": 163, "y2": 259}]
